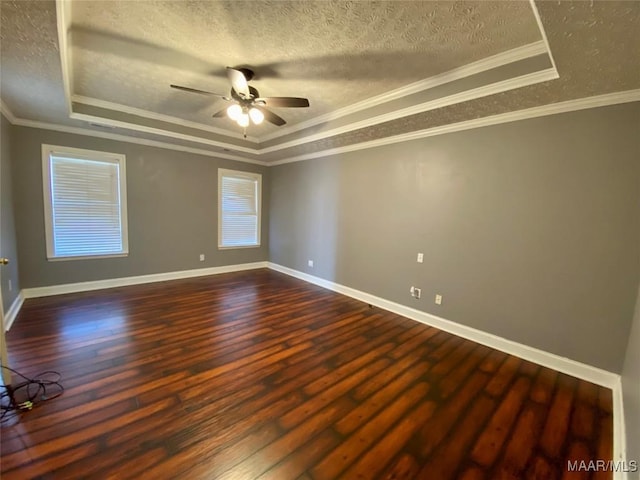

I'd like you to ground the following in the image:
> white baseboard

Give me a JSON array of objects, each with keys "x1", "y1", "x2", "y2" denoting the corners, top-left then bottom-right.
[
  {"x1": 612, "y1": 377, "x2": 628, "y2": 476},
  {"x1": 267, "y1": 262, "x2": 628, "y2": 479},
  {"x1": 8, "y1": 260, "x2": 629, "y2": 476},
  {"x1": 4, "y1": 292, "x2": 25, "y2": 331},
  {"x1": 22, "y1": 261, "x2": 269, "y2": 299},
  {"x1": 268, "y1": 262, "x2": 618, "y2": 386}
]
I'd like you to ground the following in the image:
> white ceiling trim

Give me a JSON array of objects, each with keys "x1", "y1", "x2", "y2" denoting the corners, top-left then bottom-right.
[
  {"x1": 0, "y1": 99, "x2": 17, "y2": 123},
  {"x1": 259, "y1": 40, "x2": 549, "y2": 143},
  {"x1": 61, "y1": 62, "x2": 557, "y2": 159},
  {"x1": 7, "y1": 117, "x2": 268, "y2": 165},
  {"x1": 269, "y1": 90, "x2": 640, "y2": 166},
  {"x1": 55, "y1": 1, "x2": 552, "y2": 157},
  {"x1": 60, "y1": 42, "x2": 550, "y2": 155},
  {"x1": 68, "y1": 111, "x2": 258, "y2": 155},
  {"x1": 259, "y1": 67, "x2": 559, "y2": 155},
  {"x1": 69, "y1": 59, "x2": 558, "y2": 155},
  {"x1": 56, "y1": 0, "x2": 73, "y2": 115},
  {"x1": 71, "y1": 94, "x2": 259, "y2": 142},
  {"x1": 57, "y1": 0, "x2": 256, "y2": 154},
  {"x1": 5, "y1": 90, "x2": 637, "y2": 167},
  {"x1": 529, "y1": 0, "x2": 557, "y2": 72}
]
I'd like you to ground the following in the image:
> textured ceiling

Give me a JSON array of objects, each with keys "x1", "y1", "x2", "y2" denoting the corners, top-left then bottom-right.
[
  {"x1": 69, "y1": 0, "x2": 540, "y2": 135},
  {"x1": 259, "y1": 0, "x2": 640, "y2": 162},
  {"x1": 1, "y1": 1, "x2": 638, "y2": 164},
  {"x1": 0, "y1": 1, "x2": 67, "y2": 123}
]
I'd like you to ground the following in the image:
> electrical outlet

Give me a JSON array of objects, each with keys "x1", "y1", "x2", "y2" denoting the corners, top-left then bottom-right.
[
  {"x1": 417, "y1": 253, "x2": 424, "y2": 263},
  {"x1": 199, "y1": 254, "x2": 205, "y2": 262},
  {"x1": 435, "y1": 294, "x2": 443, "y2": 305},
  {"x1": 308, "y1": 260, "x2": 314, "y2": 267},
  {"x1": 410, "y1": 286, "x2": 421, "y2": 299}
]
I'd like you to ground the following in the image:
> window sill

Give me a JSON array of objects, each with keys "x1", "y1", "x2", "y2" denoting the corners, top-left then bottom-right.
[
  {"x1": 218, "y1": 244, "x2": 261, "y2": 250},
  {"x1": 47, "y1": 253, "x2": 129, "y2": 262}
]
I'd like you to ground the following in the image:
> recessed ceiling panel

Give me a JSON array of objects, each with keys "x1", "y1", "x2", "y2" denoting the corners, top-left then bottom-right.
[
  {"x1": 2, "y1": 1, "x2": 637, "y2": 165},
  {"x1": 69, "y1": 0, "x2": 542, "y2": 134}
]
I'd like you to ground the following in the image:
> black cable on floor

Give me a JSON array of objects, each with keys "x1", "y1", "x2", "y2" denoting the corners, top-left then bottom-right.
[{"x1": 0, "y1": 365, "x2": 64, "y2": 424}]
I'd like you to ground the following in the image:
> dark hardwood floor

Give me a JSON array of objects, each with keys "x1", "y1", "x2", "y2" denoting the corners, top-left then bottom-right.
[{"x1": 1, "y1": 269, "x2": 613, "y2": 479}]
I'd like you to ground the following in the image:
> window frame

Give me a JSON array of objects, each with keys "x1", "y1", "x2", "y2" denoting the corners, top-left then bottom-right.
[
  {"x1": 41, "y1": 144, "x2": 129, "y2": 261},
  {"x1": 218, "y1": 168, "x2": 262, "y2": 250}
]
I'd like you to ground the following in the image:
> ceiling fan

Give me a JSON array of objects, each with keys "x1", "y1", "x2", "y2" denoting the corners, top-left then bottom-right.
[{"x1": 170, "y1": 67, "x2": 310, "y2": 134}]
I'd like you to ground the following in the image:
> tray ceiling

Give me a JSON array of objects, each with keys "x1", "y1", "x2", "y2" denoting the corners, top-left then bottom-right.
[{"x1": 1, "y1": 1, "x2": 639, "y2": 165}]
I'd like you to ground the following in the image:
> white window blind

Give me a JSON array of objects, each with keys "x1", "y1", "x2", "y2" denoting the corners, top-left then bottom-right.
[
  {"x1": 218, "y1": 169, "x2": 261, "y2": 248},
  {"x1": 42, "y1": 145, "x2": 128, "y2": 260}
]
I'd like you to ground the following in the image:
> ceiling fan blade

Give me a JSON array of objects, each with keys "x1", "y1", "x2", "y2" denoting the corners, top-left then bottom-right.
[
  {"x1": 170, "y1": 84, "x2": 227, "y2": 98},
  {"x1": 257, "y1": 97, "x2": 310, "y2": 108},
  {"x1": 212, "y1": 107, "x2": 227, "y2": 118},
  {"x1": 226, "y1": 67, "x2": 250, "y2": 98},
  {"x1": 255, "y1": 106, "x2": 286, "y2": 126}
]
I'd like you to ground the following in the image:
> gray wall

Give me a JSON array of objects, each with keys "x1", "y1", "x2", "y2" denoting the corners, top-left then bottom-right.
[
  {"x1": 269, "y1": 103, "x2": 640, "y2": 373},
  {"x1": 622, "y1": 287, "x2": 640, "y2": 467},
  {"x1": 11, "y1": 126, "x2": 269, "y2": 288},
  {"x1": 1, "y1": 113, "x2": 20, "y2": 313}
]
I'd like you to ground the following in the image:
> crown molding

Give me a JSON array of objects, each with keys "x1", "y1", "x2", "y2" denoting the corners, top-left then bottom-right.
[
  {"x1": 0, "y1": 99, "x2": 17, "y2": 123},
  {"x1": 260, "y1": 67, "x2": 559, "y2": 155},
  {"x1": 7, "y1": 2, "x2": 631, "y2": 170},
  {"x1": 55, "y1": 0, "x2": 258, "y2": 151},
  {"x1": 68, "y1": 111, "x2": 259, "y2": 155},
  {"x1": 8, "y1": 90, "x2": 637, "y2": 167},
  {"x1": 63, "y1": 41, "x2": 548, "y2": 149},
  {"x1": 55, "y1": 0, "x2": 74, "y2": 115},
  {"x1": 51, "y1": 5, "x2": 555, "y2": 158},
  {"x1": 259, "y1": 40, "x2": 548, "y2": 143},
  {"x1": 65, "y1": 64, "x2": 558, "y2": 157},
  {"x1": 270, "y1": 89, "x2": 640, "y2": 166},
  {"x1": 529, "y1": 0, "x2": 557, "y2": 72},
  {"x1": 11, "y1": 117, "x2": 268, "y2": 165},
  {"x1": 70, "y1": 41, "x2": 558, "y2": 154},
  {"x1": 71, "y1": 94, "x2": 259, "y2": 142}
]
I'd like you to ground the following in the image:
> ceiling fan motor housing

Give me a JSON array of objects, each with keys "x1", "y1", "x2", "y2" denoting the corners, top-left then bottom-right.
[
  {"x1": 171, "y1": 66, "x2": 308, "y2": 127},
  {"x1": 237, "y1": 68, "x2": 255, "y2": 81},
  {"x1": 231, "y1": 85, "x2": 260, "y2": 103}
]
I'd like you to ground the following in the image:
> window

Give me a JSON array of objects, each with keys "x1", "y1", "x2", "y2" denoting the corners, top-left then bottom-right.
[
  {"x1": 218, "y1": 169, "x2": 261, "y2": 248},
  {"x1": 42, "y1": 145, "x2": 128, "y2": 260}
]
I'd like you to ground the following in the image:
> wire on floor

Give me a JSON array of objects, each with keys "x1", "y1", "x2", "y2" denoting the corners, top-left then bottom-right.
[{"x1": 0, "y1": 365, "x2": 64, "y2": 424}]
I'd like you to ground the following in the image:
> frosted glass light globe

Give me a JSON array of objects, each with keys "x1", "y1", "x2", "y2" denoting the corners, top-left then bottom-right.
[
  {"x1": 227, "y1": 104, "x2": 242, "y2": 121},
  {"x1": 249, "y1": 108, "x2": 264, "y2": 125},
  {"x1": 237, "y1": 113, "x2": 250, "y2": 127}
]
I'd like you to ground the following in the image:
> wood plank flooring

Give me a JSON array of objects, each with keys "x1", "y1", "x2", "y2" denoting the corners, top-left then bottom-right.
[{"x1": 1, "y1": 269, "x2": 613, "y2": 479}]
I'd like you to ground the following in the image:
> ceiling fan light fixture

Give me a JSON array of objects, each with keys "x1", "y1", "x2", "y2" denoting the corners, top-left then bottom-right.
[
  {"x1": 249, "y1": 107, "x2": 264, "y2": 125},
  {"x1": 227, "y1": 104, "x2": 242, "y2": 121},
  {"x1": 172, "y1": 67, "x2": 308, "y2": 130},
  {"x1": 237, "y1": 112, "x2": 250, "y2": 128}
]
